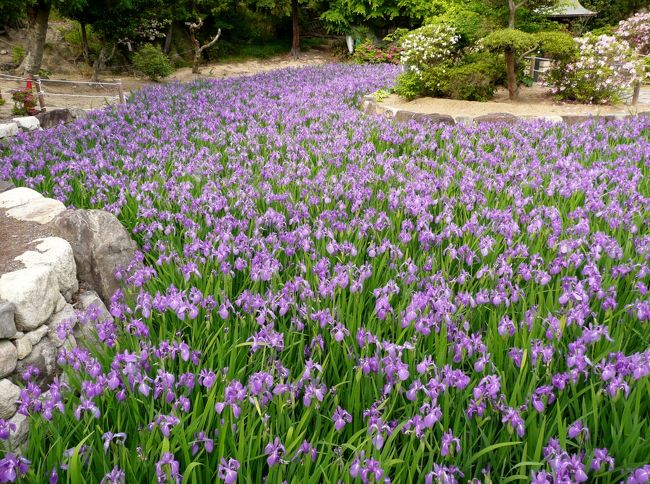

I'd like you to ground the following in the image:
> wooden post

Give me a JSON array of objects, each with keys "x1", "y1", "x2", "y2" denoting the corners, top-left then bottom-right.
[
  {"x1": 117, "y1": 79, "x2": 125, "y2": 104},
  {"x1": 631, "y1": 80, "x2": 641, "y2": 107},
  {"x1": 529, "y1": 56, "x2": 535, "y2": 80},
  {"x1": 34, "y1": 74, "x2": 46, "y2": 112}
]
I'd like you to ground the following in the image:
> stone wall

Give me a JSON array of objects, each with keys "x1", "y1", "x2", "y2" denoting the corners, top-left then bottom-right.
[
  {"x1": 0, "y1": 108, "x2": 89, "y2": 141},
  {"x1": 0, "y1": 117, "x2": 41, "y2": 140},
  {"x1": 360, "y1": 95, "x2": 650, "y2": 126},
  {"x1": 0, "y1": 184, "x2": 136, "y2": 450}
]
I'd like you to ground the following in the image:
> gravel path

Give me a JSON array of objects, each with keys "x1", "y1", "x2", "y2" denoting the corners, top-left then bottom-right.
[{"x1": 380, "y1": 85, "x2": 650, "y2": 117}]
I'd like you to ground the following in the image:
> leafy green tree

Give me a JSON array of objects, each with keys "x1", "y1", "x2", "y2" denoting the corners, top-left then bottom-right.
[
  {"x1": 0, "y1": 0, "x2": 24, "y2": 29},
  {"x1": 321, "y1": 0, "x2": 404, "y2": 33},
  {"x1": 583, "y1": 0, "x2": 649, "y2": 29},
  {"x1": 251, "y1": 0, "x2": 313, "y2": 58},
  {"x1": 56, "y1": 0, "x2": 94, "y2": 65},
  {"x1": 477, "y1": 0, "x2": 559, "y2": 99},
  {"x1": 56, "y1": 0, "x2": 165, "y2": 79},
  {"x1": 482, "y1": 28, "x2": 538, "y2": 99}
]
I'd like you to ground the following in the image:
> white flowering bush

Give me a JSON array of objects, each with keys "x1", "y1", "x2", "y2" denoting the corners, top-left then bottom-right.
[
  {"x1": 545, "y1": 34, "x2": 642, "y2": 104},
  {"x1": 617, "y1": 11, "x2": 650, "y2": 55},
  {"x1": 400, "y1": 24, "x2": 460, "y2": 79}
]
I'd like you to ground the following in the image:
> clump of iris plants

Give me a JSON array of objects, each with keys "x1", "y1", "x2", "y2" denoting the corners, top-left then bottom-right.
[{"x1": 0, "y1": 64, "x2": 648, "y2": 482}]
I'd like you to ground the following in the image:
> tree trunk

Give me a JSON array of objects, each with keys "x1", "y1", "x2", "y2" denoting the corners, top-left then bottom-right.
[
  {"x1": 192, "y1": 52, "x2": 201, "y2": 74},
  {"x1": 19, "y1": 1, "x2": 51, "y2": 76},
  {"x1": 291, "y1": 0, "x2": 300, "y2": 59},
  {"x1": 164, "y1": 22, "x2": 173, "y2": 54},
  {"x1": 80, "y1": 21, "x2": 90, "y2": 65},
  {"x1": 508, "y1": 0, "x2": 516, "y2": 29},
  {"x1": 187, "y1": 19, "x2": 220, "y2": 75},
  {"x1": 505, "y1": 49, "x2": 518, "y2": 100},
  {"x1": 92, "y1": 42, "x2": 115, "y2": 82}
]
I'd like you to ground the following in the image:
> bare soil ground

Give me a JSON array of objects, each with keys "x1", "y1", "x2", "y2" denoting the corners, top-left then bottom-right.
[{"x1": 380, "y1": 85, "x2": 650, "y2": 118}]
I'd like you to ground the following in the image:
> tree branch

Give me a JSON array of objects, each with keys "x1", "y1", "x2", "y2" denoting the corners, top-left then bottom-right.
[
  {"x1": 519, "y1": 46, "x2": 539, "y2": 61},
  {"x1": 186, "y1": 18, "x2": 221, "y2": 53},
  {"x1": 198, "y1": 29, "x2": 221, "y2": 54}
]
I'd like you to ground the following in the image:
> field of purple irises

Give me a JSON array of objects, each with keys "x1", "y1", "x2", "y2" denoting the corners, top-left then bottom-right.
[{"x1": 0, "y1": 64, "x2": 648, "y2": 483}]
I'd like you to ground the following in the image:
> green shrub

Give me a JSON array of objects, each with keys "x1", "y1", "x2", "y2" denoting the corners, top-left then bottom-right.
[
  {"x1": 393, "y1": 70, "x2": 427, "y2": 100},
  {"x1": 382, "y1": 28, "x2": 410, "y2": 44},
  {"x1": 420, "y1": 63, "x2": 451, "y2": 97},
  {"x1": 444, "y1": 60, "x2": 499, "y2": 101},
  {"x1": 394, "y1": 57, "x2": 502, "y2": 102},
  {"x1": 463, "y1": 52, "x2": 507, "y2": 85},
  {"x1": 535, "y1": 31, "x2": 577, "y2": 61},
  {"x1": 481, "y1": 29, "x2": 538, "y2": 54},
  {"x1": 426, "y1": 6, "x2": 491, "y2": 47},
  {"x1": 132, "y1": 44, "x2": 174, "y2": 81},
  {"x1": 11, "y1": 45, "x2": 25, "y2": 65},
  {"x1": 62, "y1": 24, "x2": 102, "y2": 58},
  {"x1": 351, "y1": 39, "x2": 401, "y2": 64},
  {"x1": 588, "y1": 25, "x2": 616, "y2": 36}
]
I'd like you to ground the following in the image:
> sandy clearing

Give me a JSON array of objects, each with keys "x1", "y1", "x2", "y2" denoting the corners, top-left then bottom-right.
[{"x1": 379, "y1": 85, "x2": 650, "y2": 118}]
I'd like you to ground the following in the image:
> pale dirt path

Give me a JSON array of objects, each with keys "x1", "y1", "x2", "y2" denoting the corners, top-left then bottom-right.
[{"x1": 380, "y1": 85, "x2": 650, "y2": 117}]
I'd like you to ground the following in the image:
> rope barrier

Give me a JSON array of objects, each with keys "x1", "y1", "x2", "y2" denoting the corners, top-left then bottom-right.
[
  {"x1": 0, "y1": 73, "x2": 27, "y2": 81},
  {"x1": 39, "y1": 78, "x2": 122, "y2": 87},
  {"x1": 0, "y1": 73, "x2": 122, "y2": 87},
  {"x1": 40, "y1": 92, "x2": 119, "y2": 99}
]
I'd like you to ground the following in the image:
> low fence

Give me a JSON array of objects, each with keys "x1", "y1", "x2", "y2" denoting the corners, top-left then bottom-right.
[{"x1": 0, "y1": 73, "x2": 126, "y2": 112}]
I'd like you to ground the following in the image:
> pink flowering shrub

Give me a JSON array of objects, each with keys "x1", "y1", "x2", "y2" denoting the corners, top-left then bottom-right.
[
  {"x1": 545, "y1": 34, "x2": 642, "y2": 104},
  {"x1": 351, "y1": 40, "x2": 402, "y2": 65},
  {"x1": 617, "y1": 11, "x2": 650, "y2": 55}
]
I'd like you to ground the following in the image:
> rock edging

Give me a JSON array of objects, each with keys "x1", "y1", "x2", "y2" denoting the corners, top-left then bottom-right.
[
  {"x1": 0, "y1": 108, "x2": 90, "y2": 141},
  {"x1": 0, "y1": 186, "x2": 137, "y2": 450},
  {"x1": 360, "y1": 95, "x2": 649, "y2": 126}
]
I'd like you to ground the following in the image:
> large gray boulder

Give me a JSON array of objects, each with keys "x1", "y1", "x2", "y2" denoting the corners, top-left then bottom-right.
[
  {"x1": 47, "y1": 303, "x2": 78, "y2": 347},
  {"x1": 74, "y1": 290, "x2": 112, "y2": 346},
  {"x1": 416, "y1": 113, "x2": 456, "y2": 125},
  {"x1": 14, "y1": 338, "x2": 58, "y2": 385},
  {"x1": 25, "y1": 325, "x2": 49, "y2": 346},
  {"x1": 0, "y1": 379, "x2": 20, "y2": 419},
  {"x1": 474, "y1": 112, "x2": 519, "y2": 125},
  {"x1": 0, "y1": 180, "x2": 14, "y2": 194},
  {"x1": 3, "y1": 412, "x2": 28, "y2": 451},
  {"x1": 0, "y1": 341, "x2": 17, "y2": 379},
  {"x1": 14, "y1": 237, "x2": 78, "y2": 300},
  {"x1": 12, "y1": 116, "x2": 40, "y2": 132},
  {"x1": 393, "y1": 110, "x2": 418, "y2": 122},
  {"x1": 0, "y1": 187, "x2": 43, "y2": 210},
  {"x1": 36, "y1": 108, "x2": 87, "y2": 129},
  {"x1": 0, "y1": 266, "x2": 64, "y2": 331},
  {"x1": 0, "y1": 302, "x2": 17, "y2": 339},
  {"x1": 52, "y1": 209, "x2": 137, "y2": 304},
  {"x1": 13, "y1": 336, "x2": 32, "y2": 360},
  {"x1": 6, "y1": 197, "x2": 66, "y2": 225},
  {"x1": 0, "y1": 123, "x2": 18, "y2": 139}
]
